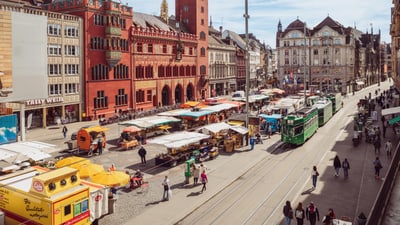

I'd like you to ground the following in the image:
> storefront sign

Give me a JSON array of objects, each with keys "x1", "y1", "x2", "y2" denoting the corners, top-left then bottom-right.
[{"x1": 26, "y1": 97, "x2": 64, "y2": 106}]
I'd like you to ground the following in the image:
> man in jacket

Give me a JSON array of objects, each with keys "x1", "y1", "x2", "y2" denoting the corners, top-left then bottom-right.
[
  {"x1": 138, "y1": 146, "x2": 147, "y2": 165},
  {"x1": 306, "y1": 202, "x2": 320, "y2": 225}
]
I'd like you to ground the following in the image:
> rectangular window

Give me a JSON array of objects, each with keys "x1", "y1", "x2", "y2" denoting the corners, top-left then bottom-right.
[
  {"x1": 137, "y1": 43, "x2": 143, "y2": 52},
  {"x1": 115, "y1": 89, "x2": 128, "y2": 106},
  {"x1": 48, "y1": 24, "x2": 61, "y2": 36},
  {"x1": 146, "y1": 90, "x2": 152, "y2": 102},
  {"x1": 48, "y1": 64, "x2": 62, "y2": 76},
  {"x1": 64, "y1": 26, "x2": 79, "y2": 37},
  {"x1": 49, "y1": 84, "x2": 62, "y2": 96},
  {"x1": 162, "y1": 45, "x2": 167, "y2": 54},
  {"x1": 147, "y1": 44, "x2": 153, "y2": 53},
  {"x1": 94, "y1": 14, "x2": 104, "y2": 26},
  {"x1": 64, "y1": 83, "x2": 79, "y2": 94},
  {"x1": 64, "y1": 45, "x2": 79, "y2": 56},
  {"x1": 136, "y1": 90, "x2": 145, "y2": 103},
  {"x1": 48, "y1": 45, "x2": 62, "y2": 56},
  {"x1": 64, "y1": 205, "x2": 71, "y2": 216},
  {"x1": 94, "y1": 90, "x2": 108, "y2": 109},
  {"x1": 64, "y1": 64, "x2": 79, "y2": 75}
]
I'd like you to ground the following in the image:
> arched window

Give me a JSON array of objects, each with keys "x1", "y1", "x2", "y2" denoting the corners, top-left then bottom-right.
[
  {"x1": 200, "y1": 47, "x2": 206, "y2": 57},
  {"x1": 191, "y1": 66, "x2": 196, "y2": 76},
  {"x1": 200, "y1": 65, "x2": 206, "y2": 75},
  {"x1": 199, "y1": 31, "x2": 206, "y2": 40},
  {"x1": 186, "y1": 65, "x2": 191, "y2": 76}
]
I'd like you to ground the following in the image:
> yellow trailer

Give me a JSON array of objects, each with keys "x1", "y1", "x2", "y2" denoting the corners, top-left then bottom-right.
[{"x1": 0, "y1": 167, "x2": 91, "y2": 225}]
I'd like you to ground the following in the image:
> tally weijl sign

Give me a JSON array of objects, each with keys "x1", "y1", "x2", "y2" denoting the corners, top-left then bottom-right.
[{"x1": 26, "y1": 97, "x2": 64, "y2": 106}]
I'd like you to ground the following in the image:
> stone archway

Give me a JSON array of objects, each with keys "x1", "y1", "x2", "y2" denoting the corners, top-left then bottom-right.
[
  {"x1": 186, "y1": 83, "x2": 194, "y2": 101},
  {"x1": 175, "y1": 84, "x2": 183, "y2": 104},
  {"x1": 161, "y1": 85, "x2": 171, "y2": 106}
]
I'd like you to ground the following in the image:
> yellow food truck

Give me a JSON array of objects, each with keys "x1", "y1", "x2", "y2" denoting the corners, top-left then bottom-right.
[{"x1": 0, "y1": 167, "x2": 91, "y2": 225}]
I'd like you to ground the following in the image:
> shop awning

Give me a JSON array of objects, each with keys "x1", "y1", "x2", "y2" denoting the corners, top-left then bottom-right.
[
  {"x1": 389, "y1": 116, "x2": 400, "y2": 125},
  {"x1": 158, "y1": 109, "x2": 191, "y2": 117},
  {"x1": 201, "y1": 103, "x2": 238, "y2": 112},
  {"x1": 119, "y1": 116, "x2": 181, "y2": 129},
  {"x1": 229, "y1": 126, "x2": 249, "y2": 135},
  {"x1": 200, "y1": 122, "x2": 232, "y2": 134},
  {"x1": 180, "y1": 101, "x2": 201, "y2": 109},
  {"x1": 147, "y1": 131, "x2": 210, "y2": 148},
  {"x1": 179, "y1": 110, "x2": 214, "y2": 118},
  {"x1": 382, "y1": 106, "x2": 400, "y2": 116},
  {"x1": 228, "y1": 121, "x2": 244, "y2": 126},
  {"x1": 0, "y1": 141, "x2": 58, "y2": 163},
  {"x1": 259, "y1": 114, "x2": 282, "y2": 119}
]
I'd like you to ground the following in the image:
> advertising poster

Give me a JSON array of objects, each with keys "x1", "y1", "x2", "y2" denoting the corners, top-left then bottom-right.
[{"x1": 0, "y1": 114, "x2": 18, "y2": 144}]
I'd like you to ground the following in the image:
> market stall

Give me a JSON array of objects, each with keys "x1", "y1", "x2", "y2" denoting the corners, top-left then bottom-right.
[
  {"x1": 118, "y1": 126, "x2": 140, "y2": 150},
  {"x1": 119, "y1": 116, "x2": 181, "y2": 138},
  {"x1": 147, "y1": 131, "x2": 211, "y2": 167}
]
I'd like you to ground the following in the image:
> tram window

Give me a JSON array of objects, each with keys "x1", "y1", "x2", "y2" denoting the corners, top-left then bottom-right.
[
  {"x1": 64, "y1": 205, "x2": 71, "y2": 216},
  {"x1": 294, "y1": 125, "x2": 303, "y2": 135},
  {"x1": 74, "y1": 203, "x2": 81, "y2": 217}
]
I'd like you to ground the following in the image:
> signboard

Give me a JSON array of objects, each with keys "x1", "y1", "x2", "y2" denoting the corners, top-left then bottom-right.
[{"x1": 0, "y1": 114, "x2": 17, "y2": 144}]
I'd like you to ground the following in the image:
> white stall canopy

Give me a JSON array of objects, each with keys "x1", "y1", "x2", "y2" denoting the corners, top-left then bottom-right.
[{"x1": 147, "y1": 131, "x2": 210, "y2": 148}]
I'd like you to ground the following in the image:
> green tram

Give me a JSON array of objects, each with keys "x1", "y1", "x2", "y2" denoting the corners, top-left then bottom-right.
[
  {"x1": 281, "y1": 106, "x2": 319, "y2": 146},
  {"x1": 327, "y1": 92, "x2": 343, "y2": 114},
  {"x1": 313, "y1": 98, "x2": 333, "y2": 127}
]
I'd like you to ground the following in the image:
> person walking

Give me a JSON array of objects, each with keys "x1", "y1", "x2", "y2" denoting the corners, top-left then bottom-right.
[
  {"x1": 62, "y1": 125, "x2": 68, "y2": 139},
  {"x1": 294, "y1": 202, "x2": 305, "y2": 225},
  {"x1": 283, "y1": 200, "x2": 294, "y2": 225},
  {"x1": 192, "y1": 164, "x2": 200, "y2": 185},
  {"x1": 97, "y1": 135, "x2": 103, "y2": 155},
  {"x1": 200, "y1": 170, "x2": 208, "y2": 193},
  {"x1": 333, "y1": 155, "x2": 341, "y2": 177},
  {"x1": 385, "y1": 139, "x2": 393, "y2": 158},
  {"x1": 138, "y1": 146, "x2": 147, "y2": 165},
  {"x1": 162, "y1": 176, "x2": 170, "y2": 201},
  {"x1": 374, "y1": 137, "x2": 381, "y2": 155},
  {"x1": 373, "y1": 157, "x2": 383, "y2": 179},
  {"x1": 305, "y1": 202, "x2": 320, "y2": 225},
  {"x1": 342, "y1": 158, "x2": 350, "y2": 178},
  {"x1": 311, "y1": 166, "x2": 319, "y2": 190},
  {"x1": 322, "y1": 208, "x2": 336, "y2": 225}
]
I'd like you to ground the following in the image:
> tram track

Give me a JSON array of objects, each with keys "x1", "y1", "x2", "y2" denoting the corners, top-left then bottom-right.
[{"x1": 176, "y1": 100, "x2": 352, "y2": 225}]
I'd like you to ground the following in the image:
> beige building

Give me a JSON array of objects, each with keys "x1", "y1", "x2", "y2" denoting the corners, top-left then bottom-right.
[
  {"x1": 0, "y1": 0, "x2": 83, "y2": 128},
  {"x1": 276, "y1": 17, "x2": 361, "y2": 94}
]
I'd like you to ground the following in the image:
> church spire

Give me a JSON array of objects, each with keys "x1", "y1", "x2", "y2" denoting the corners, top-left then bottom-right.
[{"x1": 160, "y1": 0, "x2": 169, "y2": 23}]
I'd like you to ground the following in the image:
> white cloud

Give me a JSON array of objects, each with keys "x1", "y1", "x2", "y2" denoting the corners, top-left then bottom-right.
[{"x1": 129, "y1": 0, "x2": 392, "y2": 46}]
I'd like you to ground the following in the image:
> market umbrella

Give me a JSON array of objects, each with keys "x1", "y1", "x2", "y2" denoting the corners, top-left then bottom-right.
[
  {"x1": 55, "y1": 156, "x2": 90, "y2": 168},
  {"x1": 122, "y1": 126, "x2": 142, "y2": 133},
  {"x1": 90, "y1": 170, "x2": 130, "y2": 187},
  {"x1": 71, "y1": 163, "x2": 105, "y2": 179}
]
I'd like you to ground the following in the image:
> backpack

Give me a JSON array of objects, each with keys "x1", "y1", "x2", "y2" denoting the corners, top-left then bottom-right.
[{"x1": 295, "y1": 209, "x2": 303, "y2": 219}]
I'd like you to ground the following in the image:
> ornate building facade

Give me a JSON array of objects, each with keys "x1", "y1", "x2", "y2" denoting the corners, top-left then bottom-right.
[
  {"x1": 391, "y1": 1, "x2": 400, "y2": 90},
  {"x1": 276, "y1": 17, "x2": 382, "y2": 94},
  {"x1": 43, "y1": 0, "x2": 209, "y2": 120}
]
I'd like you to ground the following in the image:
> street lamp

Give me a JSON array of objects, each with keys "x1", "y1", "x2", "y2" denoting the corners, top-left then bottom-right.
[{"x1": 244, "y1": 0, "x2": 250, "y2": 128}]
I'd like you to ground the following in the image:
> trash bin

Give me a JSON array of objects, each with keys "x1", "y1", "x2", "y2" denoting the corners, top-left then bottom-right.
[
  {"x1": 67, "y1": 141, "x2": 73, "y2": 150},
  {"x1": 108, "y1": 197, "x2": 117, "y2": 214},
  {"x1": 356, "y1": 212, "x2": 367, "y2": 225}
]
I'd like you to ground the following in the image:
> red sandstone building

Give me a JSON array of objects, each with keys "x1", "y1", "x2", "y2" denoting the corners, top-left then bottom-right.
[{"x1": 44, "y1": 0, "x2": 209, "y2": 120}]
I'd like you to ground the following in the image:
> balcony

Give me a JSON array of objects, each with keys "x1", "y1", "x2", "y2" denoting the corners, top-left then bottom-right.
[
  {"x1": 106, "y1": 50, "x2": 121, "y2": 67},
  {"x1": 105, "y1": 26, "x2": 121, "y2": 37}
]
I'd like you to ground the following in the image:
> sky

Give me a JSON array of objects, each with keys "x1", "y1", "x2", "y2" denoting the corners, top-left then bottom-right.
[{"x1": 129, "y1": 0, "x2": 392, "y2": 47}]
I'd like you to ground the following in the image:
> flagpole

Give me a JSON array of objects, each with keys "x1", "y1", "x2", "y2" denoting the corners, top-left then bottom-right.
[{"x1": 244, "y1": 0, "x2": 250, "y2": 128}]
